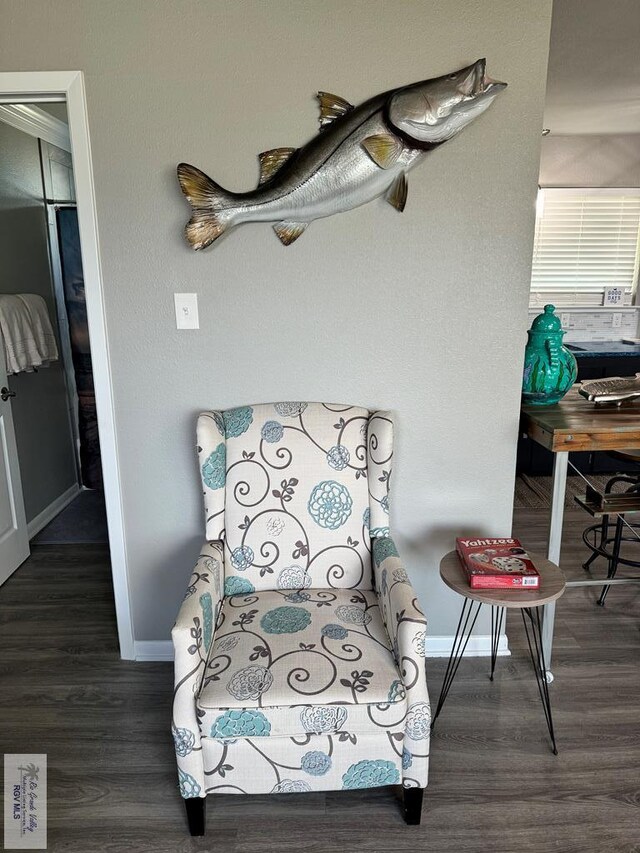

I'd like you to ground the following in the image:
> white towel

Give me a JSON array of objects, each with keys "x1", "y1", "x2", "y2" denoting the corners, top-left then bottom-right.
[{"x1": 0, "y1": 293, "x2": 59, "y2": 375}]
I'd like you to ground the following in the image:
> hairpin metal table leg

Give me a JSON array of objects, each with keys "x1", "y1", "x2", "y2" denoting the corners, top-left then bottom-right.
[
  {"x1": 431, "y1": 597, "x2": 482, "y2": 729},
  {"x1": 489, "y1": 605, "x2": 505, "y2": 681},
  {"x1": 521, "y1": 606, "x2": 558, "y2": 755}
]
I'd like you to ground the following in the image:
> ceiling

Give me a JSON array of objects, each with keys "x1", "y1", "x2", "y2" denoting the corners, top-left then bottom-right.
[{"x1": 544, "y1": 0, "x2": 640, "y2": 135}]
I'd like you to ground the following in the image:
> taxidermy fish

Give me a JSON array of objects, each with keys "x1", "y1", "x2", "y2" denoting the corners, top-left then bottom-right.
[{"x1": 177, "y1": 58, "x2": 506, "y2": 249}]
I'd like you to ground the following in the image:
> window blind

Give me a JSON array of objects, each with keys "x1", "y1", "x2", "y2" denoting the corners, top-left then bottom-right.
[{"x1": 531, "y1": 189, "x2": 640, "y2": 306}]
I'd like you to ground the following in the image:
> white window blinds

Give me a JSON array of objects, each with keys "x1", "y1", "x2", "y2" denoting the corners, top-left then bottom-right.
[{"x1": 531, "y1": 189, "x2": 640, "y2": 306}]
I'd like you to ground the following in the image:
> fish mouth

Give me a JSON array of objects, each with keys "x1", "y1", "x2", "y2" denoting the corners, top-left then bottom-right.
[
  {"x1": 471, "y1": 58, "x2": 507, "y2": 96},
  {"x1": 481, "y1": 75, "x2": 507, "y2": 95}
]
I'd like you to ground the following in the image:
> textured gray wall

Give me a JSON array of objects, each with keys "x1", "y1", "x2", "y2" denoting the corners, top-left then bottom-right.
[
  {"x1": 0, "y1": 122, "x2": 77, "y2": 523},
  {"x1": 539, "y1": 134, "x2": 640, "y2": 187},
  {"x1": 0, "y1": 0, "x2": 552, "y2": 644}
]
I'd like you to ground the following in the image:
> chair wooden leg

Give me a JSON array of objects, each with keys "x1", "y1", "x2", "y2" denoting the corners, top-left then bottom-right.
[
  {"x1": 184, "y1": 797, "x2": 206, "y2": 836},
  {"x1": 403, "y1": 787, "x2": 424, "y2": 825}
]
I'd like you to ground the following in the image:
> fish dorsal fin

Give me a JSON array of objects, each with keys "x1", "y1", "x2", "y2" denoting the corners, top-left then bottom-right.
[
  {"x1": 273, "y1": 221, "x2": 307, "y2": 245},
  {"x1": 362, "y1": 134, "x2": 403, "y2": 169},
  {"x1": 258, "y1": 147, "x2": 297, "y2": 185},
  {"x1": 317, "y1": 91, "x2": 354, "y2": 129},
  {"x1": 386, "y1": 172, "x2": 408, "y2": 212}
]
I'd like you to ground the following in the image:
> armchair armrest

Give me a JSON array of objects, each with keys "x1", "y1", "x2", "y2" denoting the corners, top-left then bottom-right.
[
  {"x1": 372, "y1": 536, "x2": 430, "y2": 788},
  {"x1": 171, "y1": 540, "x2": 224, "y2": 798}
]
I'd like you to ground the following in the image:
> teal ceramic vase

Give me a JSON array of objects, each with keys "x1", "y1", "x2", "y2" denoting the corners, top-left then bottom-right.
[{"x1": 522, "y1": 305, "x2": 578, "y2": 406}]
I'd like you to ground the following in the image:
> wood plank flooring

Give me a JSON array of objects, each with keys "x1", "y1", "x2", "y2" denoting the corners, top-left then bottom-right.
[{"x1": 0, "y1": 509, "x2": 638, "y2": 852}]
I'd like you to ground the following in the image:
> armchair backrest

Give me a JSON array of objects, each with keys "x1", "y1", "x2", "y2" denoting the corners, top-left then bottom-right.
[{"x1": 197, "y1": 402, "x2": 393, "y2": 593}]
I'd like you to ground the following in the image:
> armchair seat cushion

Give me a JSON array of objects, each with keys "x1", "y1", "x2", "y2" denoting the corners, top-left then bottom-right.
[{"x1": 197, "y1": 589, "x2": 407, "y2": 739}]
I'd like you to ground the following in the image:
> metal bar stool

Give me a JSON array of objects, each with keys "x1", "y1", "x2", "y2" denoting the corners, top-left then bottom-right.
[{"x1": 577, "y1": 450, "x2": 640, "y2": 606}]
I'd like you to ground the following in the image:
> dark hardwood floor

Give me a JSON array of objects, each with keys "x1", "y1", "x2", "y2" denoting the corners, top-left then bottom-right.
[{"x1": 1, "y1": 509, "x2": 638, "y2": 852}]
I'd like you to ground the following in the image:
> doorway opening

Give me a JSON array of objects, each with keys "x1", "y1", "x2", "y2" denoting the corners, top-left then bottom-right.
[
  {"x1": 0, "y1": 72, "x2": 133, "y2": 658},
  {"x1": 1, "y1": 101, "x2": 106, "y2": 542}
]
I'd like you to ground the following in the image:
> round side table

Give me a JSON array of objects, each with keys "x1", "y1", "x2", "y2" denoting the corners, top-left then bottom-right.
[{"x1": 432, "y1": 550, "x2": 566, "y2": 754}]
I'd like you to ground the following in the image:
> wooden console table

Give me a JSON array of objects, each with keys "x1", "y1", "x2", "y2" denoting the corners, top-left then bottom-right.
[{"x1": 520, "y1": 386, "x2": 640, "y2": 672}]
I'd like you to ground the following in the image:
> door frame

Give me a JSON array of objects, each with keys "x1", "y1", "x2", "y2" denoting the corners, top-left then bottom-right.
[{"x1": 0, "y1": 71, "x2": 134, "y2": 659}]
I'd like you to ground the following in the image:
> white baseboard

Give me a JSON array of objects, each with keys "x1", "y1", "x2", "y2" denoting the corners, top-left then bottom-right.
[
  {"x1": 134, "y1": 641, "x2": 174, "y2": 661},
  {"x1": 27, "y1": 483, "x2": 81, "y2": 539},
  {"x1": 426, "y1": 634, "x2": 510, "y2": 658},
  {"x1": 131, "y1": 635, "x2": 510, "y2": 663}
]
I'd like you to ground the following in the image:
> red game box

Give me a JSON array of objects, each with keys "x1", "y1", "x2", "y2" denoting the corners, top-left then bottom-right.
[{"x1": 455, "y1": 537, "x2": 541, "y2": 589}]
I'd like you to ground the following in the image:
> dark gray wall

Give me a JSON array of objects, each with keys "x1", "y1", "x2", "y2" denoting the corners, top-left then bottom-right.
[{"x1": 0, "y1": 121, "x2": 77, "y2": 524}]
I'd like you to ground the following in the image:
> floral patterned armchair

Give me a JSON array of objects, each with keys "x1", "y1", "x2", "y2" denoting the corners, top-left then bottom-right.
[{"x1": 172, "y1": 402, "x2": 430, "y2": 835}]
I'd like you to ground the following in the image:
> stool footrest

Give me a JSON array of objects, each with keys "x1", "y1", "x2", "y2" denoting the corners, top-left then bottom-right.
[{"x1": 575, "y1": 485, "x2": 640, "y2": 517}]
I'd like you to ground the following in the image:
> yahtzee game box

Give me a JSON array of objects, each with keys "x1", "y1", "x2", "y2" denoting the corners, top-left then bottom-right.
[{"x1": 455, "y1": 537, "x2": 541, "y2": 589}]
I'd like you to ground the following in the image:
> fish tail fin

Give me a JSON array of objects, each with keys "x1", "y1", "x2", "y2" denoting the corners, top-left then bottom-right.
[
  {"x1": 177, "y1": 162, "x2": 233, "y2": 250},
  {"x1": 185, "y1": 210, "x2": 226, "y2": 251}
]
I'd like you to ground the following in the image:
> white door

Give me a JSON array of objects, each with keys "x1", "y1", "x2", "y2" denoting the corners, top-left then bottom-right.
[{"x1": 0, "y1": 352, "x2": 29, "y2": 584}]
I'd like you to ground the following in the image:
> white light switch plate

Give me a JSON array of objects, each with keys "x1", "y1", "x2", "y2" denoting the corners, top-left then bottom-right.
[
  {"x1": 612, "y1": 312, "x2": 623, "y2": 329},
  {"x1": 174, "y1": 293, "x2": 199, "y2": 329}
]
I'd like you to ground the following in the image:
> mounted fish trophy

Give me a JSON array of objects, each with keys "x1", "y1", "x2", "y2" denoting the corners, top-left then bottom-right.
[{"x1": 177, "y1": 58, "x2": 506, "y2": 249}]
